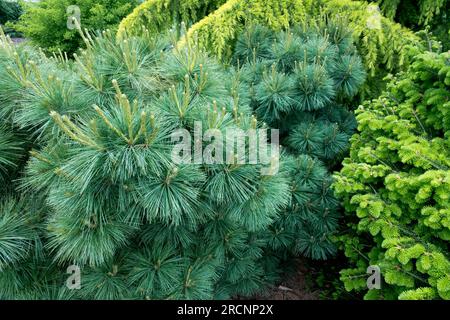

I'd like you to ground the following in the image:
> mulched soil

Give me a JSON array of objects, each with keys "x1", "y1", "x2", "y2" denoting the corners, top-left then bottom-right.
[{"x1": 238, "y1": 260, "x2": 319, "y2": 300}]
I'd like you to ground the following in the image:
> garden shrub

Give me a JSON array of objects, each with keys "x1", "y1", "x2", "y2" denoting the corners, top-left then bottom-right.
[
  {"x1": 370, "y1": 0, "x2": 450, "y2": 51},
  {"x1": 0, "y1": 0, "x2": 22, "y2": 24},
  {"x1": 0, "y1": 0, "x2": 22, "y2": 37},
  {"x1": 0, "y1": 29, "x2": 30, "y2": 190},
  {"x1": 233, "y1": 24, "x2": 366, "y2": 165},
  {"x1": 333, "y1": 50, "x2": 450, "y2": 300},
  {"x1": 0, "y1": 25, "x2": 340, "y2": 299},
  {"x1": 177, "y1": 0, "x2": 310, "y2": 60},
  {"x1": 13, "y1": 0, "x2": 139, "y2": 54},
  {"x1": 0, "y1": 124, "x2": 25, "y2": 188},
  {"x1": 230, "y1": 23, "x2": 366, "y2": 261},
  {"x1": 117, "y1": 0, "x2": 227, "y2": 37}
]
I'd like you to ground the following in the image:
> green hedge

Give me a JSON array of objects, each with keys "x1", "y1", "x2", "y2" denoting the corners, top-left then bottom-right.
[{"x1": 13, "y1": 0, "x2": 139, "y2": 54}]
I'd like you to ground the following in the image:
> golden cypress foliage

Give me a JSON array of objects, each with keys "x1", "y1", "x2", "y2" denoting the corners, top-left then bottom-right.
[
  {"x1": 178, "y1": 0, "x2": 311, "y2": 59},
  {"x1": 118, "y1": 0, "x2": 227, "y2": 37}
]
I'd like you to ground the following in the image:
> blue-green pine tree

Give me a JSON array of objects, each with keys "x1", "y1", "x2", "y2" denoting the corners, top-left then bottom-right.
[
  {"x1": 231, "y1": 23, "x2": 367, "y2": 261},
  {"x1": 0, "y1": 25, "x2": 331, "y2": 299}
]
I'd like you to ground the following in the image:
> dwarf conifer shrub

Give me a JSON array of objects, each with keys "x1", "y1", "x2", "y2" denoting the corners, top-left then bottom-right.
[
  {"x1": 0, "y1": 125, "x2": 25, "y2": 188},
  {"x1": 0, "y1": 26, "x2": 337, "y2": 299},
  {"x1": 369, "y1": 0, "x2": 450, "y2": 50},
  {"x1": 177, "y1": 0, "x2": 421, "y2": 96},
  {"x1": 374, "y1": 0, "x2": 449, "y2": 25},
  {"x1": 0, "y1": 31, "x2": 31, "y2": 191},
  {"x1": 334, "y1": 50, "x2": 450, "y2": 300}
]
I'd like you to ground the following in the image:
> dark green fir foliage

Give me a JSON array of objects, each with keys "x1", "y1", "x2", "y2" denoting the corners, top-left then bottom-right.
[
  {"x1": 0, "y1": 26, "x2": 319, "y2": 299},
  {"x1": 369, "y1": 0, "x2": 450, "y2": 50},
  {"x1": 334, "y1": 50, "x2": 450, "y2": 300},
  {"x1": 228, "y1": 24, "x2": 366, "y2": 261}
]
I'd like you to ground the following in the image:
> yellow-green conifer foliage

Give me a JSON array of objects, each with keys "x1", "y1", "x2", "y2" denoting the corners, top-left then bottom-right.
[
  {"x1": 117, "y1": 0, "x2": 226, "y2": 37},
  {"x1": 118, "y1": 0, "x2": 423, "y2": 97},
  {"x1": 177, "y1": 0, "x2": 311, "y2": 60}
]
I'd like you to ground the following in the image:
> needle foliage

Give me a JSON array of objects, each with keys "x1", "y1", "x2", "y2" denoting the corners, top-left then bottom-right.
[
  {"x1": 0, "y1": 25, "x2": 339, "y2": 299},
  {"x1": 229, "y1": 23, "x2": 368, "y2": 262}
]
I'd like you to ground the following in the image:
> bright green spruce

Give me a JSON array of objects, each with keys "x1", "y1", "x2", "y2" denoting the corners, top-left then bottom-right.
[{"x1": 334, "y1": 50, "x2": 450, "y2": 300}]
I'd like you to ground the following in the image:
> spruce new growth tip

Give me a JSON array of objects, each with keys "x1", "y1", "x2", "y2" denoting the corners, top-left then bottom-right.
[{"x1": 334, "y1": 51, "x2": 450, "y2": 300}]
